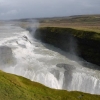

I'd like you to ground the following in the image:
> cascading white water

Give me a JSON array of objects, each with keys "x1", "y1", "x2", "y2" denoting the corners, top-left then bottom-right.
[{"x1": 0, "y1": 23, "x2": 100, "y2": 94}]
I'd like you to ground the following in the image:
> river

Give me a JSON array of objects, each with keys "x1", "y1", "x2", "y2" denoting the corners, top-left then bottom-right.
[{"x1": 0, "y1": 23, "x2": 100, "y2": 94}]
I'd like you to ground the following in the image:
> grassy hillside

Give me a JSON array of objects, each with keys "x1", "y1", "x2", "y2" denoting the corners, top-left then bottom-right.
[{"x1": 0, "y1": 70, "x2": 100, "y2": 100}]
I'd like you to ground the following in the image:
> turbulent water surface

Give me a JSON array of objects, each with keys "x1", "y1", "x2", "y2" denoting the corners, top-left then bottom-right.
[{"x1": 0, "y1": 23, "x2": 100, "y2": 94}]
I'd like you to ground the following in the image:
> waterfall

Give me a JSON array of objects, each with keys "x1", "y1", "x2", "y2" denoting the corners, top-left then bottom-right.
[
  {"x1": 69, "y1": 73, "x2": 100, "y2": 94},
  {"x1": 0, "y1": 24, "x2": 100, "y2": 95}
]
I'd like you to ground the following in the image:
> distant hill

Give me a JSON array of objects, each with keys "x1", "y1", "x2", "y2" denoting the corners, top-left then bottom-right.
[{"x1": 11, "y1": 14, "x2": 100, "y2": 22}]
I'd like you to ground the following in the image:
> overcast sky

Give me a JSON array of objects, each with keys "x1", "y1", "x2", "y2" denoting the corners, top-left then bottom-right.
[{"x1": 0, "y1": 0, "x2": 100, "y2": 20}]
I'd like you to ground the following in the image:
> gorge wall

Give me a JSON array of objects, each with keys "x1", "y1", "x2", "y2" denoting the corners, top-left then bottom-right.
[{"x1": 34, "y1": 27, "x2": 100, "y2": 66}]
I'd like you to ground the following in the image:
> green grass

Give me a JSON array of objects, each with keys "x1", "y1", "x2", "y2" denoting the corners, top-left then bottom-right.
[{"x1": 0, "y1": 70, "x2": 100, "y2": 100}]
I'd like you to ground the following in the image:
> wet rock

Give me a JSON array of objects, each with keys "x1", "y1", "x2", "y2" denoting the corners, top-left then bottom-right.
[
  {"x1": 0, "y1": 46, "x2": 16, "y2": 68},
  {"x1": 56, "y1": 63, "x2": 75, "y2": 89},
  {"x1": 56, "y1": 63, "x2": 75, "y2": 71}
]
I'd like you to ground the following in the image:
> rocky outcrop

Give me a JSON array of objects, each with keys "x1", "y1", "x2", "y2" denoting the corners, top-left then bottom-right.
[
  {"x1": 0, "y1": 46, "x2": 16, "y2": 68},
  {"x1": 34, "y1": 27, "x2": 100, "y2": 66}
]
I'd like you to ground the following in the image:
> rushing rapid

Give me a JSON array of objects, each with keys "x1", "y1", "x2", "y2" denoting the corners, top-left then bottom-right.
[{"x1": 0, "y1": 23, "x2": 100, "y2": 94}]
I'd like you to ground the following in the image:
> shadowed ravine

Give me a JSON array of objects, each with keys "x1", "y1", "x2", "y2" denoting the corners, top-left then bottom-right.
[{"x1": 0, "y1": 24, "x2": 100, "y2": 95}]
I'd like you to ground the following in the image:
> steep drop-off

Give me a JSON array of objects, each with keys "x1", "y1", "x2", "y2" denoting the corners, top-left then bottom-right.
[{"x1": 34, "y1": 27, "x2": 100, "y2": 66}]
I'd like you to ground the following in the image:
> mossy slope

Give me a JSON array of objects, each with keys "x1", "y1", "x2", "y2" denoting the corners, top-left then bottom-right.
[{"x1": 0, "y1": 70, "x2": 100, "y2": 100}]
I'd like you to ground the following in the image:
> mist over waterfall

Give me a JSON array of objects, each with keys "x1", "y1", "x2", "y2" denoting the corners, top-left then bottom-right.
[{"x1": 0, "y1": 23, "x2": 100, "y2": 95}]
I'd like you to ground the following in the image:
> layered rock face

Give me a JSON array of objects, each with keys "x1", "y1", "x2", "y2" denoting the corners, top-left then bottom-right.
[{"x1": 34, "y1": 27, "x2": 100, "y2": 66}]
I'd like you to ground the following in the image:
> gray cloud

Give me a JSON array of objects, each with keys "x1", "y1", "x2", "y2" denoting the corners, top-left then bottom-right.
[{"x1": 0, "y1": 0, "x2": 100, "y2": 20}]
